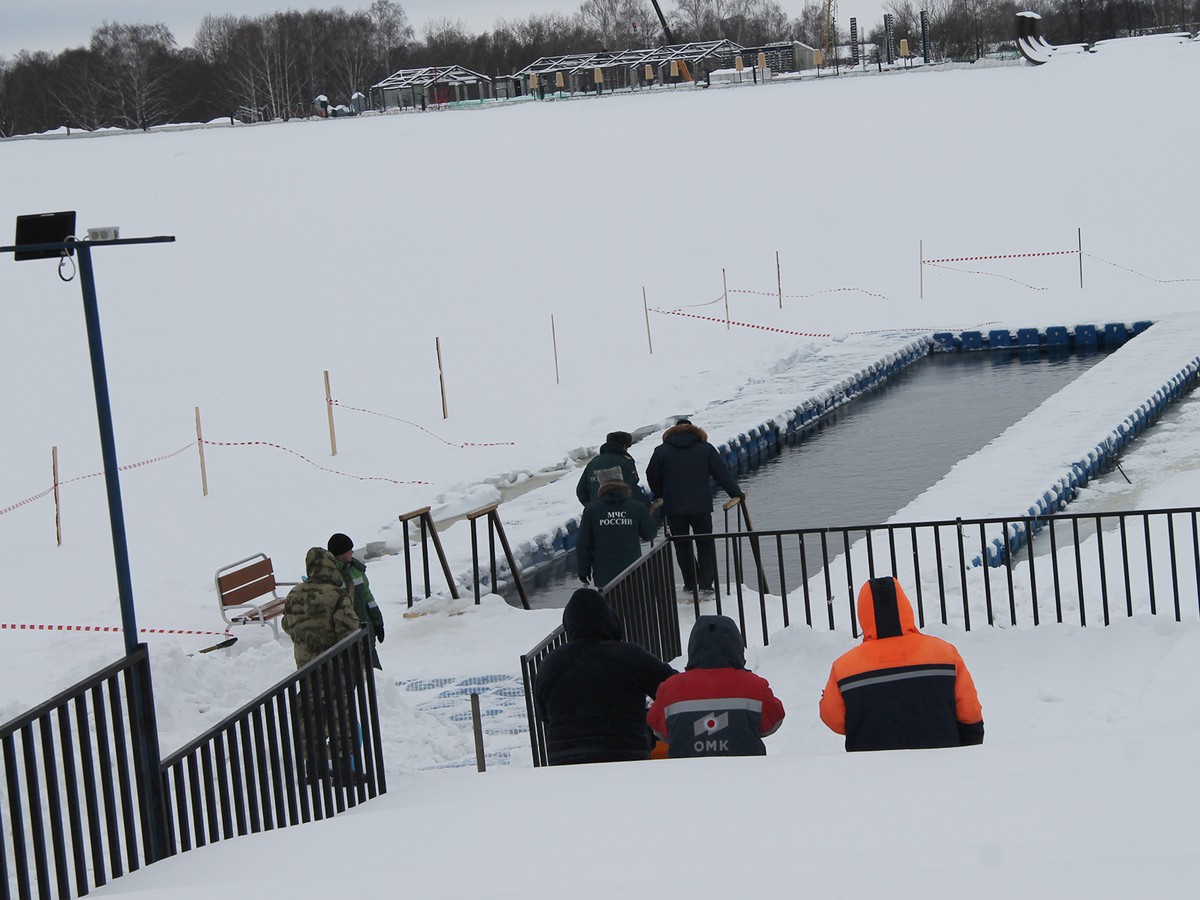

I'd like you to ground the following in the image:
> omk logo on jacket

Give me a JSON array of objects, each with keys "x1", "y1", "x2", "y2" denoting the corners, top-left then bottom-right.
[{"x1": 692, "y1": 711, "x2": 731, "y2": 753}]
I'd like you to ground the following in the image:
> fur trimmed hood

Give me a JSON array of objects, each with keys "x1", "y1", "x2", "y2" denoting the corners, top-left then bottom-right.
[{"x1": 662, "y1": 421, "x2": 707, "y2": 443}]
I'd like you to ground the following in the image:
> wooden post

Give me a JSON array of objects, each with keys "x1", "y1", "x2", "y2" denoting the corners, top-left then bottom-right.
[
  {"x1": 323, "y1": 370, "x2": 337, "y2": 456},
  {"x1": 1077, "y1": 227, "x2": 1084, "y2": 289},
  {"x1": 722, "y1": 268, "x2": 730, "y2": 329},
  {"x1": 470, "y1": 692, "x2": 487, "y2": 772},
  {"x1": 436, "y1": 337, "x2": 448, "y2": 418},
  {"x1": 52, "y1": 446, "x2": 61, "y2": 546},
  {"x1": 919, "y1": 239, "x2": 924, "y2": 299},
  {"x1": 776, "y1": 251, "x2": 782, "y2": 309},
  {"x1": 643, "y1": 287, "x2": 654, "y2": 354},
  {"x1": 195, "y1": 407, "x2": 208, "y2": 497},
  {"x1": 551, "y1": 314, "x2": 560, "y2": 384}
]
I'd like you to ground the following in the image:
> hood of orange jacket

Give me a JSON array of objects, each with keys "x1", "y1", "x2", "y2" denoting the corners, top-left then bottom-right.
[{"x1": 857, "y1": 577, "x2": 919, "y2": 641}]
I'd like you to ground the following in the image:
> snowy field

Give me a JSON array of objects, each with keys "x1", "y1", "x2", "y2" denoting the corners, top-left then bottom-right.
[{"x1": 2, "y1": 33, "x2": 1200, "y2": 898}]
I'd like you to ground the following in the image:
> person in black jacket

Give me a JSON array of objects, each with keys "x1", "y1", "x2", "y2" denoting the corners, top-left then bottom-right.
[
  {"x1": 577, "y1": 479, "x2": 658, "y2": 589},
  {"x1": 533, "y1": 589, "x2": 676, "y2": 766},
  {"x1": 576, "y1": 431, "x2": 647, "y2": 506},
  {"x1": 646, "y1": 419, "x2": 744, "y2": 595}
]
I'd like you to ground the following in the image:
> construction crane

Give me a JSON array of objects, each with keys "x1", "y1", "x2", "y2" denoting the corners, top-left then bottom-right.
[
  {"x1": 819, "y1": 0, "x2": 838, "y2": 62},
  {"x1": 649, "y1": 0, "x2": 692, "y2": 81}
]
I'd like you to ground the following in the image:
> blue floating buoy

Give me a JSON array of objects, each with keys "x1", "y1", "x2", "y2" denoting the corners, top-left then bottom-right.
[
  {"x1": 1102, "y1": 323, "x2": 1128, "y2": 348},
  {"x1": 988, "y1": 329, "x2": 1013, "y2": 348}
]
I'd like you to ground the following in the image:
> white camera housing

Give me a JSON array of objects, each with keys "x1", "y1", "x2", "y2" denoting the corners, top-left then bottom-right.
[{"x1": 87, "y1": 226, "x2": 120, "y2": 242}]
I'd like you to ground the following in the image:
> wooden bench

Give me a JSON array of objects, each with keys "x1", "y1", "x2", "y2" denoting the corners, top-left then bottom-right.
[{"x1": 215, "y1": 553, "x2": 300, "y2": 638}]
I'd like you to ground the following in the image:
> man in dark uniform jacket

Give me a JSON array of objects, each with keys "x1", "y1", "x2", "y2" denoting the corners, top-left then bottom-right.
[
  {"x1": 577, "y1": 478, "x2": 658, "y2": 589},
  {"x1": 646, "y1": 419, "x2": 744, "y2": 594},
  {"x1": 534, "y1": 589, "x2": 676, "y2": 766},
  {"x1": 576, "y1": 430, "x2": 646, "y2": 506}
]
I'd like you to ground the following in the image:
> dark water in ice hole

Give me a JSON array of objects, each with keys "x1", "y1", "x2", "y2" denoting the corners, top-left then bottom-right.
[{"x1": 510, "y1": 348, "x2": 1113, "y2": 611}]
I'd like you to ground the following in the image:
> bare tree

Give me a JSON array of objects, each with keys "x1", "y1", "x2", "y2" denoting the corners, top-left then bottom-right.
[
  {"x1": 369, "y1": 0, "x2": 415, "y2": 75},
  {"x1": 89, "y1": 22, "x2": 176, "y2": 129}
]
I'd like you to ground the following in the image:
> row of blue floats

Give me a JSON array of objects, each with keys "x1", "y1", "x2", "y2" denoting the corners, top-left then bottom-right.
[
  {"x1": 932, "y1": 321, "x2": 1152, "y2": 353},
  {"x1": 978, "y1": 348, "x2": 1200, "y2": 569}
]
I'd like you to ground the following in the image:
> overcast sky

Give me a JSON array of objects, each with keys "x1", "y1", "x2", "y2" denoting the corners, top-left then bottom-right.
[{"x1": 0, "y1": 1, "x2": 892, "y2": 61}]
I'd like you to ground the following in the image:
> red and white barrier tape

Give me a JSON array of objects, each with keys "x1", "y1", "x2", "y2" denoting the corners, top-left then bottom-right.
[
  {"x1": 922, "y1": 262, "x2": 1049, "y2": 291},
  {"x1": 730, "y1": 286, "x2": 890, "y2": 302},
  {"x1": 201, "y1": 439, "x2": 431, "y2": 485},
  {"x1": 923, "y1": 249, "x2": 1078, "y2": 264},
  {"x1": 2, "y1": 623, "x2": 231, "y2": 637},
  {"x1": 328, "y1": 399, "x2": 515, "y2": 447},
  {"x1": 1084, "y1": 253, "x2": 1200, "y2": 284},
  {"x1": 0, "y1": 441, "x2": 196, "y2": 519},
  {"x1": 650, "y1": 308, "x2": 832, "y2": 337}
]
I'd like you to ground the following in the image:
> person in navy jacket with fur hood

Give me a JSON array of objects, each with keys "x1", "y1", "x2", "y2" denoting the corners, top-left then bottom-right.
[
  {"x1": 648, "y1": 615, "x2": 784, "y2": 758},
  {"x1": 646, "y1": 419, "x2": 744, "y2": 595}
]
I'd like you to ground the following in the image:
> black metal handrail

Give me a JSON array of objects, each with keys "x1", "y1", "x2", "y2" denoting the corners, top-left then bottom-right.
[
  {"x1": 2, "y1": 629, "x2": 387, "y2": 898},
  {"x1": 701, "y1": 505, "x2": 1200, "y2": 641},
  {"x1": 159, "y1": 628, "x2": 384, "y2": 855},
  {"x1": 1, "y1": 644, "x2": 163, "y2": 898}
]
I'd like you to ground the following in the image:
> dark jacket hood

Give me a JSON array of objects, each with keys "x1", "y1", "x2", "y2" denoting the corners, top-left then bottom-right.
[
  {"x1": 857, "y1": 577, "x2": 920, "y2": 641},
  {"x1": 663, "y1": 422, "x2": 707, "y2": 447},
  {"x1": 304, "y1": 547, "x2": 344, "y2": 587},
  {"x1": 563, "y1": 588, "x2": 624, "y2": 641},
  {"x1": 685, "y1": 615, "x2": 746, "y2": 669},
  {"x1": 599, "y1": 440, "x2": 633, "y2": 457}
]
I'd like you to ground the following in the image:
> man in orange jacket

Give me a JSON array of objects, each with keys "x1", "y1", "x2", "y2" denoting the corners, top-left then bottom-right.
[{"x1": 819, "y1": 576, "x2": 984, "y2": 752}]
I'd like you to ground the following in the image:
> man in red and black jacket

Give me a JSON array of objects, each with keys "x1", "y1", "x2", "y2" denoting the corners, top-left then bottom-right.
[
  {"x1": 648, "y1": 615, "x2": 784, "y2": 758},
  {"x1": 820, "y1": 576, "x2": 984, "y2": 752}
]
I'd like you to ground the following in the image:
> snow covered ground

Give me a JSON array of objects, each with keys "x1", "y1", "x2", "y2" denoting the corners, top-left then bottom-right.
[{"x1": 2, "y1": 32, "x2": 1199, "y2": 898}]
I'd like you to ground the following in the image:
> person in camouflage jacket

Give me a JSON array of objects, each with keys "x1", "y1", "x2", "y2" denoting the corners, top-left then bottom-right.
[{"x1": 282, "y1": 547, "x2": 362, "y2": 668}]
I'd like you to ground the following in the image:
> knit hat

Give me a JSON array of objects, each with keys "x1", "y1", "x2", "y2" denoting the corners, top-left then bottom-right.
[
  {"x1": 327, "y1": 532, "x2": 353, "y2": 556},
  {"x1": 605, "y1": 430, "x2": 633, "y2": 450},
  {"x1": 675, "y1": 418, "x2": 692, "y2": 426}
]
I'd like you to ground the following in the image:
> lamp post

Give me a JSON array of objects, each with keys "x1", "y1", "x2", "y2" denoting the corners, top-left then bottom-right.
[
  {"x1": 2, "y1": 230, "x2": 175, "y2": 654},
  {"x1": 2, "y1": 224, "x2": 176, "y2": 863}
]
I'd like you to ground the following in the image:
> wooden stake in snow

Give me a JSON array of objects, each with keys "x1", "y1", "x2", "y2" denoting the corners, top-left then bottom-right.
[
  {"x1": 52, "y1": 446, "x2": 61, "y2": 545},
  {"x1": 919, "y1": 239, "x2": 924, "y2": 299},
  {"x1": 195, "y1": 407, "x2": 208, "y2": 497},
  {"x1": 722, "y1": 268, "x2": 730, "y2": 329},
  {"x1": 437, "y1": 337, "x2": 449, "y2": 419},
  {"x1": 324, "y1": 370, "x2": 337, "y2": 456},
  {"x1": 470, "y1": 692, "x2": 487, "y2": 773},
  {"x1": 551, "y1": 314, "x2": 561, "y2": 384},
  {"x1": 643, "y1": 287, "x2": 654, "y2": 354},
  {"x1": 776, "y1": 251, "x2": 782, "y2": 309}
]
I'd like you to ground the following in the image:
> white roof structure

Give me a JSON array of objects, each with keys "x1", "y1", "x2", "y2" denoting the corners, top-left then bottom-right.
[
  {"x1": 371, "y1": 65, "x2": 492, "y2": 92},
  {"x1": 513, "y1": 39, "x2": 746, "y2": 77}
]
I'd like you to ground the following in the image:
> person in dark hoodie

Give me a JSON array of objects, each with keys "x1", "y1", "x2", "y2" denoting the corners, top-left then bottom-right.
[
  {"x1": 820, "y1": 576, "x2": 984, "y2": 752},
  {"x1": 648, "y1": 615, "x2": 785, "y2": 758},
  {"x1": 534, "y1": 588, "x2": 677, "y2": 766},
  {"x1": 646, "y1": 418, "x2": 744, "y2": 596},
  {"x1": 577, "y1": 477, "x2": 658, "y2": 589},
  {"x1": 576, "y1": 430, "x2": 647, "y2": 506}
]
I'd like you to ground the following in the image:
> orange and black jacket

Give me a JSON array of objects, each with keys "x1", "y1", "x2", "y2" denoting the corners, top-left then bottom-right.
[{"x1": 819, "y1": 577, "x2": 984, "y2": 752}]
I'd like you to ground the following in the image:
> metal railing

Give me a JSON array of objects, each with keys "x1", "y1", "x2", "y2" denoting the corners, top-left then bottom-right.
[
  {"x1": 520, "y1": 505, "x2": 1200, "y2": 764},
  {"x1": 159, "y1": 628, "x2": 384, "y2": 854},
  {"x1": 2, "y1": 629, "x2": 385, "y2": 898},
  {"x1": 692, "y1": 505, "x2": 1200, "y2": 643},
  {"x1": 1, "y1": 645, "x2": 163, "y2": 898}
]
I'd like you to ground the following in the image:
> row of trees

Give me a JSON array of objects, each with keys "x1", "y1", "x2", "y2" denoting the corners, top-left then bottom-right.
[{"x1": 1, "y1": 0, "x2": 1195, "y2": 136}]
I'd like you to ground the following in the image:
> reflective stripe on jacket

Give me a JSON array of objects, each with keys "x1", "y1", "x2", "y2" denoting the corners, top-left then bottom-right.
[{"x1": 819, "y1": 577, "x2": 983, "y2": 751}]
